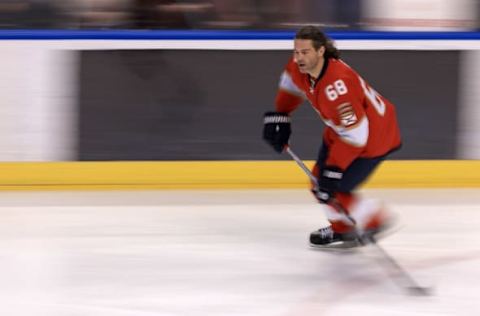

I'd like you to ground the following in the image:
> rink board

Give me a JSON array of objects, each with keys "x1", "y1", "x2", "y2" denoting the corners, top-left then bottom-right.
[
  {"x1": 0, "y1": 160, "x2": 478, "y2": 190},
  {"x1": 77, "y1": 49, "x2": 458, "y2": 161}
]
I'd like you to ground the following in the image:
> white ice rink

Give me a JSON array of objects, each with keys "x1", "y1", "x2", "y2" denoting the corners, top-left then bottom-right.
[{"x1": 0, "y1": 188, "x2": 479, "y2": 316}]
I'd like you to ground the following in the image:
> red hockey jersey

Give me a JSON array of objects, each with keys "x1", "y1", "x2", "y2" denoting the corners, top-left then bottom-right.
[{"x1": 275, "y1": 57, "x2": 401, "y2": 170}]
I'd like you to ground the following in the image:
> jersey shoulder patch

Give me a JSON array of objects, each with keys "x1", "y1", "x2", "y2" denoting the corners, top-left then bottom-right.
[{"x1": 337, "y1": 102, "x2": 358, "y2": 127}]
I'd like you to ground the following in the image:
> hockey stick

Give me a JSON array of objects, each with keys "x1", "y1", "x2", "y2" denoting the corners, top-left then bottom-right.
[
  {"x1": 285, "y1": 146, "x2": 431, "y2": 296},
  {"x1": 285, "y1": 146, "x2": 359, "y2": 227}
]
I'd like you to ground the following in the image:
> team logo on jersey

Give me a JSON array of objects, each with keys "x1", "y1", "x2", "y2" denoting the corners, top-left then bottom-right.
[{"x1": 337, "y1": 103, "x2": 358, "y2": 127}]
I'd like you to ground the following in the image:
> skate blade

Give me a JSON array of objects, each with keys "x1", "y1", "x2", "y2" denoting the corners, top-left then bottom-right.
[{"x1": 309, "y1": 239, "x2": 361, "y2": 251}]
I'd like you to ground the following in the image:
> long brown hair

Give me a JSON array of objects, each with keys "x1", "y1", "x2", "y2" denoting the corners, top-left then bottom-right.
[{"x1": 295, "y1": 26, "x2": 340, "y2": 59}]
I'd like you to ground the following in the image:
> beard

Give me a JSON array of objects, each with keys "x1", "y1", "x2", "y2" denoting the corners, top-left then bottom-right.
[
  {"x1": 297, "y1": 62, "x2": 314, "y2": 74},
  {"x1": 296, "y1": 57, "x2": 321, "y2": 75}
]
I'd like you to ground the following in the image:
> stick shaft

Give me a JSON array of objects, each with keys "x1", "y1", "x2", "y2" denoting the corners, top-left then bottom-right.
[
  {"x1": 285, "y1": 146, "x2": 356, "y2": 225},
  {"x1": 285, "y1": 147, "x2": 318, "y2": 185}
]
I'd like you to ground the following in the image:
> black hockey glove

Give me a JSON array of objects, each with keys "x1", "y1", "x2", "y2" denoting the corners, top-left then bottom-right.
[
  {"x1": 263, "y1": 112, "x2": 291, "y2": 153},
  {"x1": 314, "y1": 166, "x2": 343, "y2": 204}
]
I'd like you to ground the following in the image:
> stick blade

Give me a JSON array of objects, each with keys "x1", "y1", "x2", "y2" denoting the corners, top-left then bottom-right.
[{"x1": 407, "y1": 286, "x2": 433, "y2": 296}]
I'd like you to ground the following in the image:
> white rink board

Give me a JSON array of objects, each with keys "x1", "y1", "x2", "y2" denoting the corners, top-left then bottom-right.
[
  {"x1": 1, "y1": 39, "x2": 480, "y2": 160},
  {"x1": 0, "y1": 188, "x2": 478, "y2": 315}
]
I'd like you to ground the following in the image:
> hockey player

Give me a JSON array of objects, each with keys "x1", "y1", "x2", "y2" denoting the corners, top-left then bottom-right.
[{"x1": 263, "y1": 25, "x2": 402, "y2": 247}]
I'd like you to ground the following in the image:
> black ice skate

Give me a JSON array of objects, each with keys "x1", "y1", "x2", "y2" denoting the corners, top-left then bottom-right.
[
  {"x1": 309, "y1": 226, "x2": 360, "y2": 249},
  {"x1": 309, "y1": 220, "x2": 397, "y2": 249}
]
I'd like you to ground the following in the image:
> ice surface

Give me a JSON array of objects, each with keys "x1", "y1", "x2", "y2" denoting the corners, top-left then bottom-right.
[{"x1": 0, "y1": 188, "x2": 478, "y2": 316}]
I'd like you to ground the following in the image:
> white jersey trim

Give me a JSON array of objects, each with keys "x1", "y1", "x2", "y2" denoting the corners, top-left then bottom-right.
[
  {"x1": 325, "y1": 116, "x2": 369, "y2": 147},
  {"x1": 278, "y1": 71, "x2": 305, "y2": 98}
]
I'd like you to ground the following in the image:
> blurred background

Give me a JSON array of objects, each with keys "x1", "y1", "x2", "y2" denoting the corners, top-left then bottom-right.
[
  {"x1": 1, "y1": 0, "x2": 480, "y2": 167},
  {"x1": 0, "y1": 0, "x2": 478, "y2": 31}
]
